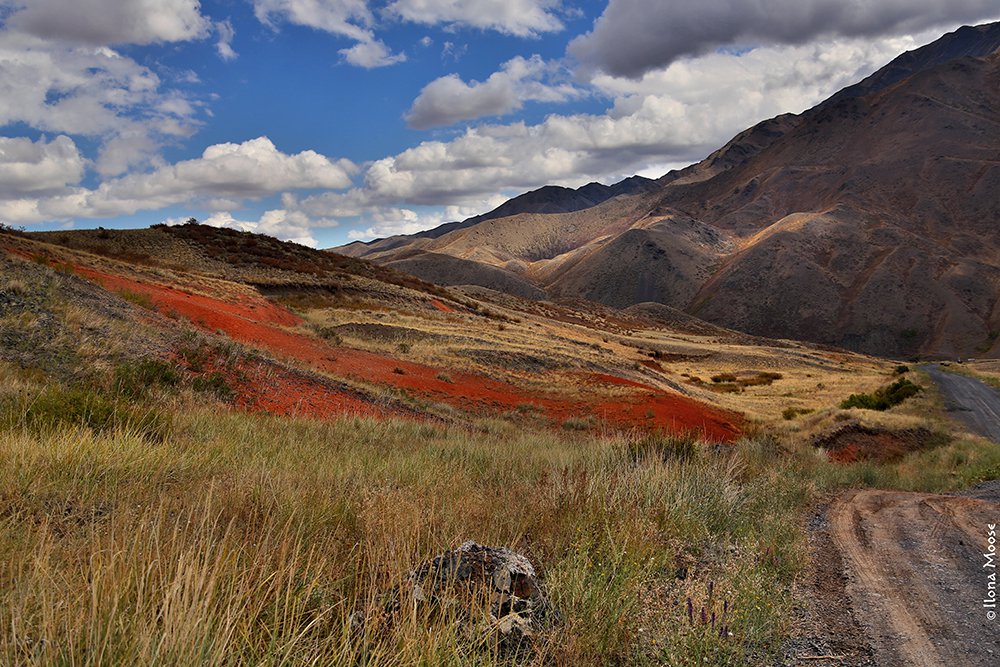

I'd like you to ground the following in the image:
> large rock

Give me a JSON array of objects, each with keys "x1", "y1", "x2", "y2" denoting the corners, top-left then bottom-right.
[{"x1": 403, "y1": 540, "x2": 556, "y2": 649}]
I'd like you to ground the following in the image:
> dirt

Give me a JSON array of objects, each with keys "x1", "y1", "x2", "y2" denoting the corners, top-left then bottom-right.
[
  {"x1": 812, "y1": 424, "x2": 946, "y2": 464},
  {"x1": 72, "y1": 264, "x2": 742, "y2": 440},
  {"x1": 785, "y1": 487, "x2": 1000, "y2": 666},
  {"x1": 430, "y1": 298, "x2": 453, "y2": 313}
]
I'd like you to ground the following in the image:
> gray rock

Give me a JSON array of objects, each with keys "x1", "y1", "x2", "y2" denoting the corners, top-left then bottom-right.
[{"x1": 400, "y1": 540, "x2": 557, "y2": 650}]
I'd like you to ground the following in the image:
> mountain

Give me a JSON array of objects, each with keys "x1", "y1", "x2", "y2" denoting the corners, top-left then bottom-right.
[{"x1": 333, "y1": 22, "x2": 1000, "y2": 358}]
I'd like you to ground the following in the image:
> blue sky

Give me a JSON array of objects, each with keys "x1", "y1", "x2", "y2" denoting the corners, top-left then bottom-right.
[{"x1": 1, "y1": 1, "x2": 998, "y2": 247}]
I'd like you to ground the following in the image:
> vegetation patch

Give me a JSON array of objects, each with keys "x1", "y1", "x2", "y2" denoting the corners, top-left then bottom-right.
[
  {"x1": 705, "y1": 371, "x2": 783, "y2": 394},
  {"x1": 115, "y1": 288, "x2": 155, "y2": 310},
  {"x1": 839, "y1": 378, "x2": 922, "y2": 411},
  {"x1": 0, "y1": 384, "x2": 170, "y2": 442}
]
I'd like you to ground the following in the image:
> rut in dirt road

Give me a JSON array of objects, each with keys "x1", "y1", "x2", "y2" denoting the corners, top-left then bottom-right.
[{"x1": 830, "y1": 488, "x2": 999, "y2": 667}]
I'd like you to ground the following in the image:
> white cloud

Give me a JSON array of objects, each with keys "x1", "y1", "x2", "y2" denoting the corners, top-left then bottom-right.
[
  {"x1": 0, "y1": 31, "x2": 204, "y2": 176},
  {"x1": 303, "y1": 30, "x2": 946, "y2": 228},
  {"x1": 251, "y1": 0, "x2": 409, "y2": 68},
  {"x1": 0, "y1": 137, "x2": 357, "y2": 224},
  {"x1": 339, "y1": 38, "x2": 407, "y2": 68},
  {"x1": 405, "y1": 55, "x2": 583, "y2": 128},
  {"x1": 2, "y1": 0, "x2": 210, "y2": 46},
  {"x1": 0, "y1": 135, "x2": 86, "y2": 196},
  {"x1": 84, "y1": 137, "x2": 356, "y2": 215},
  {"x1": 386, "y1": 0, "x2": 565, "y2": 37},
  {"x1": 252, "y1": 0, "x2": 374, "y2": 42},
  {"x1": 199, "y1": 209, "x2": 327, "y2": 247},
  {"x1": 344, "y1": 201, "x2": 503, "y2": 240},
  {"x1": 570, "y1": 0, "x2": 1000, "y2": 77},
  {"x1": 215, "y1": 20, "x2": 237, "y2": 61}
]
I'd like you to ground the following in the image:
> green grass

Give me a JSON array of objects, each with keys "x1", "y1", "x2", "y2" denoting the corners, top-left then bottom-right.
[{"x1": 115, "y1": 288, "x2": 155, "y2": 310}]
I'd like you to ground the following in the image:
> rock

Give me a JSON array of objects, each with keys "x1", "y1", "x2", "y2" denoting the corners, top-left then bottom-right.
[{"x1": 399, "y1": 540, "x2": 556, "y2": 650}]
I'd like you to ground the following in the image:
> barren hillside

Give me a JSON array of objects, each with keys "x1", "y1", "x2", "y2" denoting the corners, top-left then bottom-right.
[{"x1": 336, "y1": 22, "x2": 1000, "y2": 358}]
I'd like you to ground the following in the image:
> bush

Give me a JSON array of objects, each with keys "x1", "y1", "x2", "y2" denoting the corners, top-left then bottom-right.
[
  {"x1": 113, "y1": 359, "x2": 181, "y2": 399},
  {"x1": 192, "y1": 372, "x2": 234, "y2": 401},
  {"x1": 625, "y1": 432, "x2": 700, "y2": 463},
  {"x1": 840, "y1": 378, "x2": 922, "y2": 411},
  {"x1": 115, "y1": 288, "x2": 155, "y2": 310},
  {"x1": 894, "y1": 365, "x2": 910, "y2": 375},
  {"x1": 782, "y1": 407, "x2": 813, "y2": 420}
]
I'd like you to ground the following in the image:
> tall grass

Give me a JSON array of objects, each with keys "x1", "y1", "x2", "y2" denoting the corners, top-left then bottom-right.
[
  {"x1": 0, "y1": 372, "x2": 994, "y2": 665},
  {"x1": 0, "y1": 406, "x2": 807, "y2": 666}
]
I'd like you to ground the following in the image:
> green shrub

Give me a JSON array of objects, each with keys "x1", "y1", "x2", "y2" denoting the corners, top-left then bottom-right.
[
  {"x1": 840, "y1": 378, "x2": 922, "y2": 411},
  {"x1": 625, "y1": 432, "x2": 700, "y2": 463},
  {"x1": 894, "y1": 365, "x2": 910, "y2": 375},
  {"x1": 191, "y1": 372, "x2": 234, "y2": 401},
  {"x1": 782, "y1": 407, "x2": 813, "y2": 420},
  {"x1": 113, "y1": 359, "x2": 181, "y2": 399}
]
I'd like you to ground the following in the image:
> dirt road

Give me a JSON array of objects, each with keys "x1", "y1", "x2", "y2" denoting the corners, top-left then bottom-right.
[
  {"x1": 784, "y1": 369, "x2": 1000, "y2": 666},
  {"x1": 923, "y1": 364, "x2": 1000, "y2": 441},
  {"x1": 829, "y1": 488, "x2": 999, "y2": 666}
]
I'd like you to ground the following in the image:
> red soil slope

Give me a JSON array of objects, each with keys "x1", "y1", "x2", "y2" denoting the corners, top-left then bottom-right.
[{"x1": 72, "y1": 264, "x2": 741, "y2": 440}]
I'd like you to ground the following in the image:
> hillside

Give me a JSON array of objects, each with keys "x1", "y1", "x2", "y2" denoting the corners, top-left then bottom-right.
[
  {"x1": 336, "y1": 22, "x2": 1000, "y2": 358},
  {"x1": 6, "y1": 223, "x2": 897, "y2": 438}
]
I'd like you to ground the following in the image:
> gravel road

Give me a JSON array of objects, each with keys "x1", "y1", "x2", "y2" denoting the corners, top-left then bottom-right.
[{"x1": 923, "y1": 364, "x2": 1000, "y2": 441}]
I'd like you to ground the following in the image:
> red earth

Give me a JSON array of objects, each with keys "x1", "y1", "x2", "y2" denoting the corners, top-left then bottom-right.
[{"x1": 68, "y1": 262, "x2": 742, "y2": 440}]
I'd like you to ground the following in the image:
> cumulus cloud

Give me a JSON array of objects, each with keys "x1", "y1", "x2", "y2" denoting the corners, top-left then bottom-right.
[
  {"x1": 339, "y1": 38, "x2": 407, "y2": 68},
  {"x1": 569, "y1": 0, "x2": 1000, "y2": 77},
  {"x1": 84, "y1": 137, "x2": 356, "y2": 215},
  {"x1": 252, "y1": 0, "x2": 407, "y2": 67},
  {"x1": 2, "y1": 0, "x2": 210, "y2": 46},
  {"x1": 198, "y1": 210, "x2": 328, "y2": 247},
  {"x1": 385, "y1": 0, "x2": 565, "y2": 37},
  {"x1": 0, "y1": 137, "x2": 357, "y2": 224},
  {"x1": 0, "y1": 135, "x2": 86, "y2": 196},
  {"x1": 0, "y1": 31, "x2": 204, "y2": 176},
  {"x1": 215, "y1": 20, "x2": 237, "y2": 60},
  {"x1": 345, "y1": 201, "x2": 503, "y2": 240},
  {"x1": 252, "y1": 0, "x2": 374, "y2": 41},
  {"x1": 405, "y1": 55, "x2": 584, "y2": 128}
]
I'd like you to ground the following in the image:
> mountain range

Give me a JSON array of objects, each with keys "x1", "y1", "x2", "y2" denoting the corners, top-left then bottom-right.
[{"x1": 336, "y1": 22, "x2": 1000, "y2": 358}]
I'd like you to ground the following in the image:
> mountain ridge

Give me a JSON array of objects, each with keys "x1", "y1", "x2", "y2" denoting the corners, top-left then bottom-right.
[{"x1": 333, "y1": 22, "x2": 1000, "y2": 358}]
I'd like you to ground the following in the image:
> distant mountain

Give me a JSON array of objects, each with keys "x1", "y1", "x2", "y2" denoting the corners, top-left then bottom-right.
[
  {"x1": 337, "y1": 175, "x2": 656, "y2": 253},
  {"x1": 333, "y1": 22, "x2": 1000, "y2": 358}
]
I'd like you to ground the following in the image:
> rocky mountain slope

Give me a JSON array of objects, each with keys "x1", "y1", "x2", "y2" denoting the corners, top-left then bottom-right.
[{"x1": 335, "y1": 22, "x2": 1000, "y2": 358}]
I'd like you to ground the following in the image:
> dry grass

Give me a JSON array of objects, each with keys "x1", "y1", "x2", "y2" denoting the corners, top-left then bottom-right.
[
  {"x1": 1, "y1": 374, "x2": 993, "y2": 665},
  {"x1": 0, "y1": 373, "x2": 811, "y2": 666}
]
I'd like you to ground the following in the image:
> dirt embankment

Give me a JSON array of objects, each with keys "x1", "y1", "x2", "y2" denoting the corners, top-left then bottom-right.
[{"x1": 72, "y1": 264, "x2": 741, "y2": 439}]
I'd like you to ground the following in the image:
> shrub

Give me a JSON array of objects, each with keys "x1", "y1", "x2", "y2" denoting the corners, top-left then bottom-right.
[
  {"x1": 782, "y1": 407, "x2": 813, "y2": 420},
  {"x1": 711, "y1": 373, "x2": 737, "y2": 383},
  {"x1": 894, "y1": 365, "x2": 910, "y2": 375},
  {"x1": 840, "y1": 378, "x2": 922, "y2": 411},
  {"x1": 625, "y1": 432, "x2": 700, "y2": 463},
  {"x1": 113, "y1": 359, "x2": 181, "y2": 399},
  {"x1": 561, "y1": 416, "x2": 595, "y2": 431},
  {"x1": 192, "y1": 372, "x2": 234, "y2": 401}
]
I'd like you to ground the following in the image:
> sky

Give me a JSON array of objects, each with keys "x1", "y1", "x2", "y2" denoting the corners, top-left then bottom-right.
[{"x1": 1, "y1": 1, "x2": 999, "y2": 248}]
